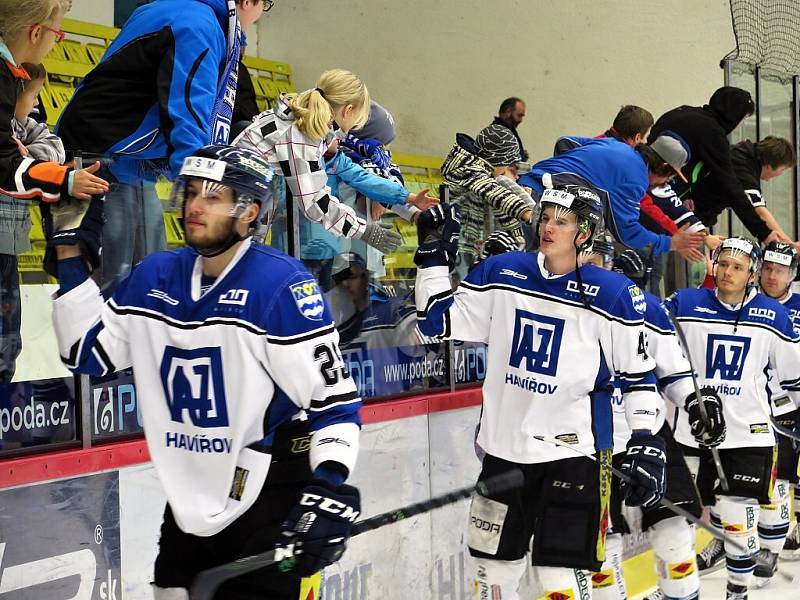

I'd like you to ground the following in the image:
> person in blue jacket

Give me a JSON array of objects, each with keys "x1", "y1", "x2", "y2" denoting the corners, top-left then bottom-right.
[
  {"x1": 300, "y1": 120, "x2": 437, "y2": 289},
  {"x1": 519, "y1": 134, "x2": 705, "y2": 260},
  {"x1": 55, "y1": 0, "x2": 266, "y2": 284}
]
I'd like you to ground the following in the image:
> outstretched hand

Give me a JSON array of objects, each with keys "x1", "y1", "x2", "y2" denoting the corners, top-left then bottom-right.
[
  {"x1": 408, "y1": 188, "x2": 439, "y2": 212},
  {"x1": 71, "y1": 161, "x2": 109, "y2": 200}
]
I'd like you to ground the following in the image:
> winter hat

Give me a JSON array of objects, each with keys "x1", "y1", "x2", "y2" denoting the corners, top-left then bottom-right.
[
  {"x1": 475, "y1": 124, "x2": 521, "y2": 167},
  {"x1": 349, "y1": 101, "x2": 396, "y2": 145}
]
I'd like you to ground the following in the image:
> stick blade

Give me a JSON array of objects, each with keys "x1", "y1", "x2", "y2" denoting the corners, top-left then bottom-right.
[{"x1": 190, "y1": 549, "x2": 280, "y2": 600}]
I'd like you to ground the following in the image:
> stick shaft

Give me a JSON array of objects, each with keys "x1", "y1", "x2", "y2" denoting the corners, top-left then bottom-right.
[
  {"x1": 191, "y1": 469, "x2": 523, "y2": 599},
  {"x1": 666, "y1": 312, "x2": 730, "y2": 492}
]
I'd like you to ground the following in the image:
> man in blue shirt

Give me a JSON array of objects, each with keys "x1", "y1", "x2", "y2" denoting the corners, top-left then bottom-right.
[{"x1": 519, "y1": 134, "x2": 705, "y2": 260}]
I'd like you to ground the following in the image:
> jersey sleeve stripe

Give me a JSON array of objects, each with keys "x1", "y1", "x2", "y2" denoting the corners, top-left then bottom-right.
[
  {"x1": 309, "y1": 390, "x2": 360, "y2": 411},
  {"x1": 266, "y1": 323, "x2": 336, "y2": 345}
]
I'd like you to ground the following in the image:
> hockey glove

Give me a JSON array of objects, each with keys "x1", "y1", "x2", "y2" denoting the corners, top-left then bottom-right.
[
  {"x1": 359, "y1": 221, "x2": 402, "y2": 254},
  {"x1": 276, "y1": 479, "x2": 361, "y2": 577},
  {"x1": 413, "y1": 203, "x2": 461, "y2": 269},
  {"x1": 480, "y1": 230, "x2": 518, "y2": 259},
  {"x1": 613, "y1": 249, "x2": 646, "y2": 282},
  {"x1": 685, "y1": 387, "x2": 726, "y2": 447},
  {"x1": 619, "y1": 431, "x2": 666, "y2": 509},
  {"x1": 41, "y1": 193, "x2": 106, "y2": 278},
  {"x1": 341, "y1": 135, "x2": 391, "y2": 170},
  {"x1": 775, "y1": 408, "x2": 800, "y2": 452}
]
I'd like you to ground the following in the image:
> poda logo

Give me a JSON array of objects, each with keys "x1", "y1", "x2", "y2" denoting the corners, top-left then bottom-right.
[{"x1": 470, "y1": 516, "x2": 501, "y2": 534}]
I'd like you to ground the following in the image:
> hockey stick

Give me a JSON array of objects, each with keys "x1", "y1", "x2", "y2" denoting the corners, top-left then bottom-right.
[
  {"x1": 189, "y1": 468, "x2": 524, "y2": 600},
  {"x1": 666, "y1": 312, "x2": 730, "y2": 493},
  {"x1": 533, "y1": 435, "x2": 794, "y2": 582}
]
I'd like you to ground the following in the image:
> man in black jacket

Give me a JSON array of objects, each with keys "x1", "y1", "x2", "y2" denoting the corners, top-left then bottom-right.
[
  {"x1": 649, "y1": 87, "x2": 781, "y2": 244},
  {"x1": 693, "y1": 136, "x2": 796, "y2": 244},
  {"x1": 492, "y1": 97, "x2": 528, "y2": 161}
]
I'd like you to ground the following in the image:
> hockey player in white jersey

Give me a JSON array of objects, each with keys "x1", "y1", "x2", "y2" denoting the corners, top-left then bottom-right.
[
  {"x1": 665, "y1": 236, "x2": 800, "y2": 600},
  {"x1": 415, "y1": 185, "x2": 666, "y2": 600},
  {"x1": 583, "y1": 248, "x2": 716, "y2": 600},
  {"x1": 47, "y1": 145, "x2": 362, "y2": 600},
  {"x1": 750, "y1": 242, "x2": 800, "y2": 579}
]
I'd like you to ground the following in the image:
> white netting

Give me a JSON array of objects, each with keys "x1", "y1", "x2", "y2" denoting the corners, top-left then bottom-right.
[{"x1": 723, "y1": 0, "x2": 800, "y2": 75}]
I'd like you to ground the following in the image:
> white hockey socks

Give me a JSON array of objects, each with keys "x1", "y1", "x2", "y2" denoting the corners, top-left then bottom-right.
[
  {"x1": 151, "y1": 586, "x2": 189, "y2": 600},
  {"x1": 758, "y1": 478, "x2": 791, "y2": 553},
  {"x1": 591, "y1": 533, "x2": 626, "y2": 600},
  {"x1": 473, "y1": 557, "x2": 526, "y2": 600},
  {"x1": 716, "y1": 496, "x2": 760, "y2": 587},
  {"x1": 536, "y1": 566, "x2": 593, "y2": 600},
  {"x1": 648, "y1": 516, "x2": 699, "y2": 600}
]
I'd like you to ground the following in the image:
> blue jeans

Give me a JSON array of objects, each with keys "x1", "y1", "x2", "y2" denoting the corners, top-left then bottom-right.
[{"x1": 100, "y1": 180, "x2": 166, "y2": 286}]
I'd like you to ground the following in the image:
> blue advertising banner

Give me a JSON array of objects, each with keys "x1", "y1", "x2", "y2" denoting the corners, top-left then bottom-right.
[
  {"x1": 0, "y1": 472, "x2": 121, "y2": 598},
  {"x1": 341, "y1": 342, "x2": 449, "y2": 399},
  {"x1": 0, "y1": 378, "x2": 77, "y2": 453},
  {"x1": 91, "y1": 369, "x2": 143, "y2": 441}
]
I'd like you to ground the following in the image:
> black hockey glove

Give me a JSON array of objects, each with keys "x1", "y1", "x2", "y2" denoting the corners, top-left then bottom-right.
[
  {"x1": 612, "y1": 249, "x2": 646, "y2": 282},
  {"x1": 619, "y1": 431, "x2": 666, "y2": 509},
  {"x1": 413, "y1": 203, "x2": 461, "y2": 269},
  {"x1": 41, "y1": 194, "x2": 106, "y2": 277},
  {"x1": 480, "y1": 230, "x2": 518, "y2": 260},
  {"x1": 774, "y1": 407, "x2": 800, "y2": 453},
  {"x1": 276, "y1": 479, "x2": 361, "y2": 577},
  {"x1": 685, "y1": 387, "x2": 726, "y2": 447}
]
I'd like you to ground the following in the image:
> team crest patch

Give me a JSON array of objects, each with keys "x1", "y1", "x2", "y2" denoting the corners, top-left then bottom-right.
[
  {"x1": 628, "y1": 284, "x2": 646, "y2": 314},
  {"x1": 291, "y1": 279, "x2": 325, "y2": 320}
]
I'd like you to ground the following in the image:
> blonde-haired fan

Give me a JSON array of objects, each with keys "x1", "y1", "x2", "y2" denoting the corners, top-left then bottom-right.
[
  {"x1": 0, "y1": 0, "x2": 108, "y2": 202},
  {"x1": 234, "y1": 69, "x2": 402, "y2": 254}
]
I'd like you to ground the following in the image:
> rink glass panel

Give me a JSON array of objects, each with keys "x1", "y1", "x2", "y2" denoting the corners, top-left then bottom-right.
[
  {"x1": 723, "y1": 61, "x2": 799, "y2": 242},
  {"x1": 299, "y1": 190, "x2": 451, "y2": 401},
  {"x1": 3, "y1": 173, "x2": 484, "y2": 455}
]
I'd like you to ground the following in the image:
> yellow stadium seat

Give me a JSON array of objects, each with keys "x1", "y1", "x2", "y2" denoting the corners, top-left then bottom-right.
[
  {"x1": 29, "y1": 205, "x2": 45, "y2": 243},
  {"x1": 274, "y1": 78, "x2": 295, "y2": 95},
  {"x1": 61, "y1": 40, "x2": 93, "y2": 65},
  {"x1": 164, "y1": 212, "x2": 185, "y2": 248},
  {"x1": 41, "y1": 82, "x2": 75, "y2": 129},
  {"x1": 85, "y1": 43, "x2": 107, "y2": 65},
  {"x1": 256, "y1": 76, "x2": 281, "y2": 103}
]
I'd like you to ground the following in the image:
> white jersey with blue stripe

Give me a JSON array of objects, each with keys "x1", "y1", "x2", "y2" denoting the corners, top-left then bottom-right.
[
  {"x1": 415, "y1": 251, "x2": 658, "y2": 465},
  {"x1": 52, "y1": 240, "x2": 361, "y2": 536},
  {"x1": 664, "y1": 287, "x2": 800, "y2": 449},
  {"x1": 767, "y1": 289, "x2": 800, "y2": 417},
  {"x1": 611, "y1": 290, "x2": 694, "y2": 454}
]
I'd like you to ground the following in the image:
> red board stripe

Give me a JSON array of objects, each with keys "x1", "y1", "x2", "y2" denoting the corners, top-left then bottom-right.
[{"x1": 0, "y1": 386, "x2": 483, "y2": 489}]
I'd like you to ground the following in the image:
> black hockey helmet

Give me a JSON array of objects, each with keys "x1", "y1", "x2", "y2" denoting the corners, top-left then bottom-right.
[
  {"x1": 536, "y1": 184, "x2": 603, "y2": 250},
  {"x1": 762, "y1": 241, "x2": 799, "y2": 275},
  {"x1": 712, "y1": 236, "x2": 762, "y2": 274}
]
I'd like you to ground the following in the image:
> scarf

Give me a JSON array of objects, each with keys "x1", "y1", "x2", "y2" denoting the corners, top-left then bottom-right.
[{"x1": 211, "y1": 0, "x2": 242, "y2": 144}]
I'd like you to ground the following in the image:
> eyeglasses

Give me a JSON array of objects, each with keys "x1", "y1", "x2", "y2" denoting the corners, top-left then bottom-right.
[
  {"x1": 30, "y1": 25, "x2": 65, "y2": 43},
  {"x1": 262, "y1": 0, "x2": 274, "y2": 13}
]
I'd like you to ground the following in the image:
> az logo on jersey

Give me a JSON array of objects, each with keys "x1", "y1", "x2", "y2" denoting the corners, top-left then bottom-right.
[
  {"x1": 509, "y1": 309, "x2": 564, "y2": 376},
  {"x1": 160, "y1": 346, "x2": 229, "y2": 427},
  {"x1": 705, "y1": 334, "x2": 751, "y2": 381}
]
